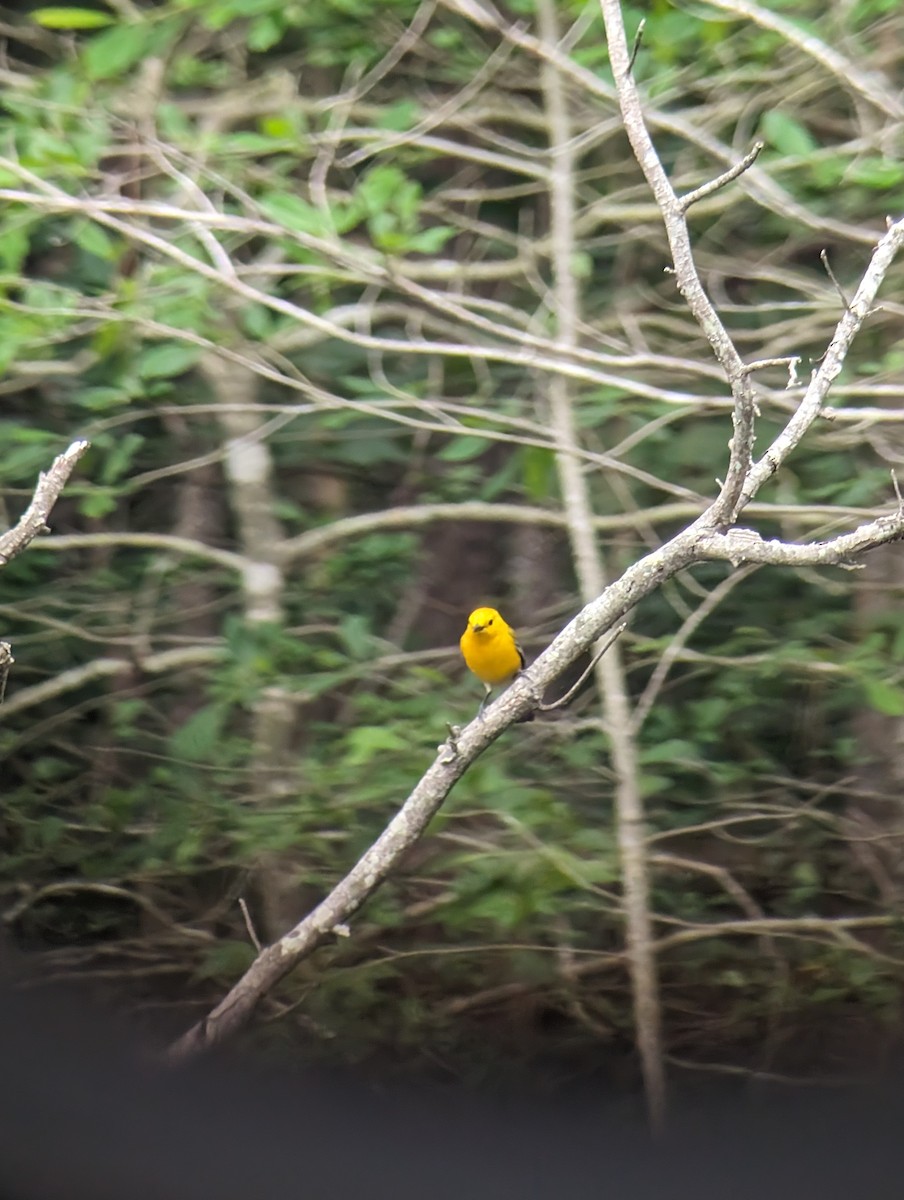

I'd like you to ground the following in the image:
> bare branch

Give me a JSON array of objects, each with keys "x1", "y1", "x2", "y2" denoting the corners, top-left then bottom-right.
[
  {"x1": 655, "y1": 914, "x2": 896, "y2": 951},
  {"x1": 820, "y1": 248, "x2": 851, "y2": 312},
  {"x1": 2, "y1": 881, "x2": 212, "y2": 943},
  {"x1": 679, "y1": 142, "x2": 763, "y2": 212},
  {"x1": 35, "y1": 497, "x2": 881, "y2": 575},
  {"x1": 651, "y1": 853, "x2": 768, "y2": 925},
  {"x1": 166, "y1": 476, "x2": 904, "y2": 1061},
  {"x1": 695, "y1": 509, "x2": 904, "y2": 568},
  {"x1": 0, "y1": 642, "x2": 13, "y2": 705},
  {"x1": 0, "y1": 646, "x2": 225, "y2": 719},
  {"x1": 631, "y1": 567, "x2": 755, "y2": 733},
  {"x1": 37, "y1": 531, "x2": 252, "y2": 574},
  {"x1": 238, "y1": 898, "x2": 263, "y2": 955},
  {"x1": 738, "y1": 218, "x2": 904, "y2": 509},
  {"x1": 0, "y1": 440, "x2": 89, "y2": 567},
  {"x1": 598, "y1": 0, "x2": 757, "y2": 523},
  {"x1": 741, "y1": 356, "x2": 801, "y2": 381},
  {"x1": 167, "y1": 690, "x2": 524, "y2": 1058}
]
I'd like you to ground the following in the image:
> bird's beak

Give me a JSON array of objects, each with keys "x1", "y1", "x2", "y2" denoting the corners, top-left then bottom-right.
[{"x1": 471, "y1": 622, "x2": 484, "y2": 632}]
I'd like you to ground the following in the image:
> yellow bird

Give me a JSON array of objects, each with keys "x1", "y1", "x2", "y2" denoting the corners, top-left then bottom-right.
[{"x1": 460, "y1": 606, "x2": 531, "y2": 718}]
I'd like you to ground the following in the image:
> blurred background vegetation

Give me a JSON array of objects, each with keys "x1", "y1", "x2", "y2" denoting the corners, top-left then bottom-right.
[{"x1": 2, "y1": 0, "x2": 904, "y2": 1093}]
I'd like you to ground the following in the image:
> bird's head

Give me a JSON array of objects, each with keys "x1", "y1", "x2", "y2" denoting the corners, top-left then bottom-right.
[{"x1": 467, "y1": 606, "x2": 500, "y2": 634}]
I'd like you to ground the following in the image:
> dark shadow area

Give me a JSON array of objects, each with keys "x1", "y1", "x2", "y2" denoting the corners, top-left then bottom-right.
[{"x1": 0, "y1": 966, "x2": 901, "y2": 1200}]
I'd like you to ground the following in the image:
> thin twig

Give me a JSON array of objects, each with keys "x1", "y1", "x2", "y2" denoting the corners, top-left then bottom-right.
[
  {"x1": 238, "y1": 898, "x2": 263, "y2": 953},
  {"x1": 537, "y1": 623, "x2": 626, "y2": 712},
  {"x1": 891, "y1": 470, "x2": 903, "y2": 510},
  {"x1": 627, "y1": 18, "x2": 645, "y2": 75},
  {"x1": 741, "y1": 355, "x2": 801, "y2": 378},
  {"x1": 679, "y1": 141, "x2": 764, "y2": 212},
  {"x1": 666, "y1": 1055, "x2": 848, "y2": 1088},
  {"x1": 820, "y1": 248, "x2": 851, "y2": 311},
  {"x1": 632, "y1": 571, "x2": 753, "y2": 733},
  {"x1": 735, "y1": 217, "x2": 904, "y2": 511}
]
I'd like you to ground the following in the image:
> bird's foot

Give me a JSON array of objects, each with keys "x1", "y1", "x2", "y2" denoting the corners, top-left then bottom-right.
[{"x1": 439, "y1": 724, "x2": 462, "y2": 763}]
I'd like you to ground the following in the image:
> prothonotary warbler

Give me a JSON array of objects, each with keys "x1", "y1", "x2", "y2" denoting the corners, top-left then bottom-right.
[{"x1": 460, "y1": 606, "x2": 533, "y2": 720}]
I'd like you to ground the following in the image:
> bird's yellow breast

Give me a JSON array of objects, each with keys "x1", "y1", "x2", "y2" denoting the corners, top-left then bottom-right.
[{"x1": 460, "y1": 608, "x2": 524, "y2": 685}]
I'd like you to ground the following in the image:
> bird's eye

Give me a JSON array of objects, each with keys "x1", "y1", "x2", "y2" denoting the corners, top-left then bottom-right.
[{"x1": 487, "y1": 618, "x2": 494, "y2": 625}]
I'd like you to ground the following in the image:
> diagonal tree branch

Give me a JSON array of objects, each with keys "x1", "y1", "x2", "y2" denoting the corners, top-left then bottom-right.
[
  {"x1": 161, "y1": 1, "x2": 904, "y2": 1076},
  {"x1": 166, "y1": 140, "x2": 904, "y2": 1088},
  {"x1": 737, "y1": 217, "x2": 904, "y2": 511},
  {"x1": 0, "y1": 439, "x2": 90, "y2": 707},
  {"x1": 0, "y1": 440, "x2": 89, "y2": 567}
]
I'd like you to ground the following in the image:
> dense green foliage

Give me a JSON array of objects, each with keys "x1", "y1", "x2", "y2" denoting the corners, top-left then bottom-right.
[{"x1": 2, "y1": 0, "x2": 904, "y2": 1084}]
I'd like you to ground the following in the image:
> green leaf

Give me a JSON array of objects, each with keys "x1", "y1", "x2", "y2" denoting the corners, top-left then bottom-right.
[
  {"x1": 520, "y1": 445, "x2": 555, "y2": 502},
  {"x1": 863, "y1": 678, "x2": 904, "y2": 717},
  {"x1": 376, "y1": 100, "x2": 420, "y2": 131},
  {"x1": 259, "y1": 113, "x2": 307, "y2": 139},
  {"x1": 405, "y1": 226, "x2": 456, "y2": 255},
  {"x1": 344, "y1": 726, "x2": 407, "y2": 766},
  {"x1": 0, "y1": 425, "x2": 61, "y2": 466},
  {"x1": 358, "y1": 166, "x2": 415, "y2": 214},
  {"x1": 640, "y1": 739, "x2": 701, "y2": 765},
  {"x1": 891, "y1": 624, "x2": 904, "y2": 664},
  {"x1": 137, "y1": 342, "x2": 200, "y2": 380},
  {"x1": 640, "y1": 773, "x2": 672, "y2": 797},
  {"x1": 810, "y1": 156, "x2": 847, "y2": 191},
  {"x1": 248, "y1": 13, "x2": 283, "y2": 51},
  {"x1": 218, "y1": 132, "x2": 288, "y2": 154},
  {"x1": 71, "y1": 219, "x2": 117, "y2": 261},
  {"x1": 468, "y1": 889, "x2": 523, "y2": 930},
  {"x1": 260, "y1": 193, "x2": 329, "y2": 235},
  {"x1": 438, "y1": 435, "x2": 487, "y2": 462},
  {"x1": 429, "y1": 27, "x2": 461, "y2": 50},
  {"x1": 792, "y1": 860, "x2": 819, "y2": 888},
  {"x1": 760, "y1": 110, "x2": 818, "y2": 157},
  {"x1": 32, "y1": 7, "x2": 115, "y2": 29},
  {"x1": 847, "y1": 157, "x2": 904, "y2": 190},
  {"x1": 0, "y1": 219, "x2": 32, "y2": 272},
  {"x1": 20, "y1": 130, "x2": 84, "y2": 171},
  {"x1": 169, "y1": 704, "x2": 228, "y2": 761},
  {"x1": 83, "y1": 17, "x2": 182, "y2": 80},
  {"x1": 337, "y1": 614, "x2": 373, "y2": 659},
  {"x1": 78, "y1": 489, "x2": 117, "y2": 519},
  {"x1": 241, "y1": 304, "x2": 275, "y2": 339},
  {"x1": 76, "y1": 386, "x2": 133, "y2": 412},
  {"x1": 370, "y1": 226, "x2": 407, "y2": 252},
  {"x1": 36, "y1": 815, "x2": 67, "y2": 846},
  {"x1": 570, "y1": 251, "x2": 593, "y2": 279},
  {"x1": 98, "y1": 432, "x2": 143, "y2": 484}
]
